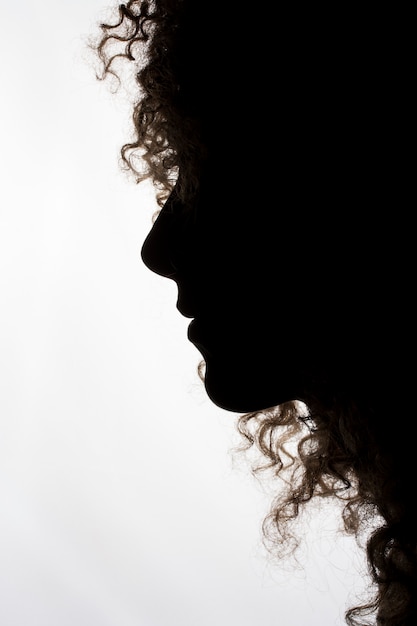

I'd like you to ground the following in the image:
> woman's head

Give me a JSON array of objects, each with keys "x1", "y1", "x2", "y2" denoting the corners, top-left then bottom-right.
[
  {"x1": 94, "y1": 0, "x2": 413, "y2": 426},
  {"x1": 93, "y1": 4, "x2": 415, "y2": 622},
  {"x1": 95, "y1": 2, "x2": 408, "y2": 415},
  {"x1": 97, "y1": 1, "x2": 412, "y2": 416}
]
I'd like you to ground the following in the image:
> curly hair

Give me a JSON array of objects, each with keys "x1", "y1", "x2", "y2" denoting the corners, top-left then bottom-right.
[
  {"x1": 236, "y1": 397, "x2": 417, "y2": 625},
  {"x1": 91, "y1": 3, "x2": 417, "y2": 623},
  {"x1": 93, "y1": 0, "x2": 207, "y2": 208}
]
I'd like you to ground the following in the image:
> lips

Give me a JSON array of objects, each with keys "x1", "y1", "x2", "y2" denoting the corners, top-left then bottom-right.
[{"x1": 187, "y1": 318, "x2": 201, "y2": 343}]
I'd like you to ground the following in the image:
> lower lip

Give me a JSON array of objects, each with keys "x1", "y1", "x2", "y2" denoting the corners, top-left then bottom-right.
[
  {"x1": 187, "y1": 319, "x2": 199, "y2": 343},
  {"x1": 187, "y1": 319, "x2": 210, "y2": 351}
]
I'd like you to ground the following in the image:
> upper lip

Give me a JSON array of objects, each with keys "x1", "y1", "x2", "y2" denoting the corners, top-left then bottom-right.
[{"x1": 176, "y1": 296, "x2": 197, "y2": 319}]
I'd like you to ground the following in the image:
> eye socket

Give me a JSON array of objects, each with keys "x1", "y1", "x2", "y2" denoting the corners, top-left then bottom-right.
[{"x1": 150, "y1": 188, "x2": 194, "y2": 227}]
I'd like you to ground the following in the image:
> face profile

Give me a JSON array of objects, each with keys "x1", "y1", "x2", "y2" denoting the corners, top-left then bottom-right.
[
  {"x1": 140, "y1": 168, "x2": 310, "y2": 413},
  {"x1": 93, "y1": 3, "x2": 415, "y2": 624},
  {"x1": 140, "y1": 133, "x2": 390, "y2": 417}
]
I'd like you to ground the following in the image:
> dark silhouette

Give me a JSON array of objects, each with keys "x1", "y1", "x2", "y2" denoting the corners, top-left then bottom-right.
[{"x1": 92, "y1": 3, "x2": 415, "y2": 623}]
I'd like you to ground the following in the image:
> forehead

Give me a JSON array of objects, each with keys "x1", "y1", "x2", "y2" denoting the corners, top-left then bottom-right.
[
  {"x1": 173, "y1": 10, "x2": 357, "y2": 134},
  {"x1": 172, "y1": 6, "x2": 396, "y2": 207}
]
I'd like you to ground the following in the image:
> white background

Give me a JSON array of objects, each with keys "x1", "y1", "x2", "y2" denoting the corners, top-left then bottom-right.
[{"x1": 0, "y1": 2, "x2": 371, "y2": 624}]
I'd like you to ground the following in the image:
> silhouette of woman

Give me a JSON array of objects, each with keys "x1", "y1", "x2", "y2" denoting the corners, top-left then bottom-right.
[{"x1": 93, "y1": 3, "x2": 415, "y2": 623}]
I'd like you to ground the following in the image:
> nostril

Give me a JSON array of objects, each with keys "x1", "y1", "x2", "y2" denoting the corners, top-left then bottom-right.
[
  {"x1": 168, "y1": 256, "x2": 178, "y2": 271},
  {"x1": 156, "y1": 255, "x2": 177, "y2": 280}
]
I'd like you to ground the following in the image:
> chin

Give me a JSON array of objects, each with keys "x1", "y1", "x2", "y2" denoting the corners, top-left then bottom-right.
[{"x1": 203, "y1": 360, "x2": 296, "y2": 414}]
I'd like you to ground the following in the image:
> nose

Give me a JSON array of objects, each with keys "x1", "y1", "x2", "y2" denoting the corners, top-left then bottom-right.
[
  {"x1": 140, "y1": 188, "x2": 196, "y2": 280},
  {"x1": 140, "y1": 190, "x2": 206, "y2": 320},
  {"x1": 140, "y1": 209, "x2": 177, "y2": 279}
]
